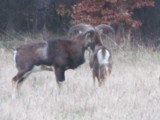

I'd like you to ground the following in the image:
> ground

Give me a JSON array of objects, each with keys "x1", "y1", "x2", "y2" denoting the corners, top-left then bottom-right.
[{"x1": 1, "y1": 43, "x2": 160, "y2": 120}]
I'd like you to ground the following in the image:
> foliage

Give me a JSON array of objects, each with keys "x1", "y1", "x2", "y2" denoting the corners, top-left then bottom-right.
[
  {"x1": 0, "y1": 0, "x2": 77, "y2": 33},
  {"x1": 71, "y1": 0, "x2": 155, "y2": 29}
]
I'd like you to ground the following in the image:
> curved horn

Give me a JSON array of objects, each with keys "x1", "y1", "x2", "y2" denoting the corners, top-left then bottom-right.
[
  {"x1": 83, "y1": 29, "x2": 96, "y2": 49},
  {"x1": 82, "y1": 29, "x2": 95, "y2": 39},
  {"x1": 68, "y1": 23, "x2": 95, "y2": 38},
  {"x1": 95, "y1": 24, "x2": 114, "y2": 34}
]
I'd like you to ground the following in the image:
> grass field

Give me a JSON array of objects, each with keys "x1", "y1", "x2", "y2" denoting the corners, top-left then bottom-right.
[{"x1": 1, "y1": 41, "x2": 160, "y2": 120}]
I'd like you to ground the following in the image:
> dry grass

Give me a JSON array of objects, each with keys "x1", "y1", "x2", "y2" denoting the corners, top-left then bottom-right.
[{"x1": 1, "y1": 43, "x2": 160, "y2": 120}]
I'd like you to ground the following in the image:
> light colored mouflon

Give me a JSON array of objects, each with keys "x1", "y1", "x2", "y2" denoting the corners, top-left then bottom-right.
[{"x1": 90, "y1": 46, "x2": 112, "y2": 86}]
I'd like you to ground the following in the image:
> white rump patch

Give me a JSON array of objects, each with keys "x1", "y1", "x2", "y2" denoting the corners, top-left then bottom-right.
[
  {"x1": 97, "y1": 49, "x2": 110, "y2": 65},
  {"x1": 13, "y1": 50, "x2": 17, "y2": 66}
]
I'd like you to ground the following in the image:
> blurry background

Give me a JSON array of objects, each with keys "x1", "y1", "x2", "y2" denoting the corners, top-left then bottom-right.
[{"x1": 0, "y1": 0, "x2": 159, "y2": 49}]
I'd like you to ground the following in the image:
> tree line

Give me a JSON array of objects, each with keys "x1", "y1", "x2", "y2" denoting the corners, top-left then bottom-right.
[{"x1": 0, "y1": 0, "x2": 159, "y2": 46}]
